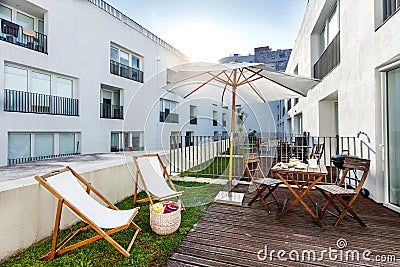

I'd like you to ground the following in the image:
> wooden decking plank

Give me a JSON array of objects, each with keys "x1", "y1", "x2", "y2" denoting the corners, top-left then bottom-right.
[{"x1": 169, "y1": 186, "x2": 400, "y2": 267}]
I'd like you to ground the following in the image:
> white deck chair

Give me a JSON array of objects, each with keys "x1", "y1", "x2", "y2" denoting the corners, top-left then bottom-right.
[
  {"x1": 35, "y1": 166, "x2": 141, "y2": 260},
  {"x1": 133, "y1": 154, "x2": 185, "y2": 210}
]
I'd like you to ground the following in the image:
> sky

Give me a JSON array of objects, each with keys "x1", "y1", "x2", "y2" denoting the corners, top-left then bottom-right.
[{"x1": 105, "y1": 0, "x2": 308, "y2": 62}]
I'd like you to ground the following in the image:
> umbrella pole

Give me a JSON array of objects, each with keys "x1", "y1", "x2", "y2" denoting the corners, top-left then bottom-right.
[{"x1": 228, "y1": 70, "x2": 237, "y2": 197}]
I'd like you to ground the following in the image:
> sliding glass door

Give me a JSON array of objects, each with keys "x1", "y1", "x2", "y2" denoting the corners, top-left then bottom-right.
[{"x1": 387, "y1": 68, "x2": 400, "y2": 207}]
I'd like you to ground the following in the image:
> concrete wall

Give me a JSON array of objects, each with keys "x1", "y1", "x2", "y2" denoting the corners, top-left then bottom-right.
[{"x1": 285, "y1": 0, "x2": 400, "y2": 205}]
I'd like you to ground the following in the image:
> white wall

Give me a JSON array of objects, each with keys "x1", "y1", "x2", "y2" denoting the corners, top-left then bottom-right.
[{"x1": 285, "y1": 0, "x2": 400, "y2": 203}]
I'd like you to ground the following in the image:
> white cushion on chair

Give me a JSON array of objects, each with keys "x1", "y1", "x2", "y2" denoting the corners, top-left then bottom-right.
[
  {"x1": 253, "y1": 178, "x2": 282, "y2": 186},
  {"x1": 316, "y1": 184, "x2": 356, "y2": 195},
  {"x1": 47, "y1": 172, "x2": 138, "y2": 229}
]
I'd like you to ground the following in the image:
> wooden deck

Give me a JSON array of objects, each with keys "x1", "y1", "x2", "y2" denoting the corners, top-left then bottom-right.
[{"x1": 168, "y1": 185, "x2": 400, "y2": 266}]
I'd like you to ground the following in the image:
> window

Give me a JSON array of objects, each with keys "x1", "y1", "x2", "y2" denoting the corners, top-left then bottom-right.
[
  {"x1": 0, "y1": 4, "x2": 12, "y2": 21},
  {"x1": 38, "y1": 20, "x2": 44, "y2": 34},
  {"x1": 5, "y1": 66, "x2": 28, "y2": 91},
  {"x1": 131, "y1": 132, "x2": 141, "y2": 150},
  {"x1": 383, "y1": 0, "x2": 400, "y2": 20},
  {"x1": 111, "y1": 133, "x2": 120, "y2": 152},
  {"x1": 100, "y1": 88, "x2": 123, "y2": 119},
  {"x1": 131, "y1": 55, "x2": 140, "y2": 69},
  {"x1": 16, "y1": 12, "x2": 34, "y2": 30},
  {"x1": 31, "y1": 72, "x2": 51, "y2": 95},
  {"x1": 34, "y1": 134, "x2": 54, "y2": 157},
  {"x1": 56, "y1": 78, "x2": 73, "y2": 98},
  {"x1": 319, "y1": 3, "x2": 339, "y2": 54},
  {"x1": 190, "y1": 105, "x2": 197, "y2": 124},
  {"x1": 159, "y1": 99, "x2": 179, "y2": 123},
  {"x1": 120, "y1": 50, "x2": 129, "y2": 66},
  {"x1": 222, "y1": 113, "x2": 227, "y2": 127},
  {"x1": 213, "y1": 111, "x2": 218, "y2": 126},
  {"x1": 8, "y1": 133, "x2": 31, "y2": 160},
  {"x1": 59, "y1": 133, "x2": 75, "y2": 154},
  {"x1": 110, "y1": 47, "x2": 119, "y2": 62}
]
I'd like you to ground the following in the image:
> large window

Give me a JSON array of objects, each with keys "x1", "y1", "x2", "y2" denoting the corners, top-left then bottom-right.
[
  {"x1": 100, "y1": 87, "x2": 123, "y2": 119},
  {"x1": 159, "y1": 99, "x2": 179, "y2": 123},
  {"x1": 319, "y1": 3, "x2": 339, "y2": 54},
  {"x1": 56, "y1": 78, "x2": 73, "y2": 98},
  {"x1": 0, "y1": 4, "x2": 12, "y2": 21},
  {"x1": 110, "y1": 46, "x2": 141, "y2": 69},
  {"x1": 59, "y1": 133, "x2": 75, "y2": 154},
  {"x1": 31, "y1": 72, "x2": 51, "y2": 95},
  {"x1": 7, "y1": 132, "x2": 79, "y2": 164},
  {"x1": 34, "y1": 134, "x2": 54, "y2": 157},
  {"x1": 16, "y1": 12, "x2": 34, "y2": 30},
  {"x1": 5, "y1": 66, "x2": 28, "y2": 91},
  {"x1": 8, "y1": 133, "x2": 31, "y2": 161}
]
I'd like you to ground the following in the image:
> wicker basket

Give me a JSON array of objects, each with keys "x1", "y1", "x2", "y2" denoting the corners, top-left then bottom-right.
[{"x1": 150, "y1": 204, "x2": 181, "y2": 235}]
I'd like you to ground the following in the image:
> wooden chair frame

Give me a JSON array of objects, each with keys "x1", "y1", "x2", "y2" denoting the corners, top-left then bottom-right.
[
  {"x1": 133, "y1": 154, "x2": 185, "y2": 210},
  {"x1": 316, "y1": 156, "x2": 370, "y2": 227},
  {"x1": 35, "y1": 166, "x2": 141, "y2": 260},
  {"x1": 244, "y1": 153, "x2": 281, "y2": 213}
]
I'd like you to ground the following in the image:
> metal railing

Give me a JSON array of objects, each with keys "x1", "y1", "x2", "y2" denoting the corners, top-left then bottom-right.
[
  {"x1": 190, "y1": 116, "x2": 197, "y2": 125},
  {"x1": 4, "y1": 89, "x2": 79, "y2": 116},
  {"x1": 8, "y1": 152, "x2": 80, "y2": 165},
  {"x1": 314, "y1": 33, "x2": 340, "y2": 79},
  {"x1": 0, "y1": 19, "x2": 47, "y2": 54},
  {"x1": 160, "y1": 111, "x2": 179, "y2": 123},
  {"x1": 100, "y1": 103, "x2": 123, "y2": 119},
  {"x1": 87, "y1": 0, "x2": 188, "y2": 60},
  {"x1": 169, "y1": 133, "x2": 360, "y2": 183},
  {"x1": 110, "y1": 60, "x2": 144, "y2": 83}
]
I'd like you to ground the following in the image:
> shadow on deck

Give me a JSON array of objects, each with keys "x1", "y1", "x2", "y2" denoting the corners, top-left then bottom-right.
[{"x1": 168, "y1": 185, "x2": 400, "y2": 266}]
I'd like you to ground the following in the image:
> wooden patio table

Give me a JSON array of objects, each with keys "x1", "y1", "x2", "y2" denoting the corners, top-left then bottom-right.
[{"x1": 271, "y1": 163, "x2": 328, "y2": 227}]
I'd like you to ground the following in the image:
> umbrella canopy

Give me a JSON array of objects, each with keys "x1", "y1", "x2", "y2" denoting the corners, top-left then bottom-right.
[
  {"x1": 164, "y1": 62, "x2": 320, "y2": 105},
  {"x1": 163, "y1": 61, "x2": 319, "y2": 201}
]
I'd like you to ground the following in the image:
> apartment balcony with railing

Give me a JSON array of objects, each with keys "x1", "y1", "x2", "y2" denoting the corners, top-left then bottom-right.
[
  {"x1": 1, "y1": 19, "x2": 47, "y2": 54},
  {"x1": 313, "y1": 33, "x2": 340, "y2": 79},
  {"x1": 100, "y1": 103, "x2": 123, "y2": 119},
  {"x1": 4, "y1": 89, "x2": 79, "y2": 116},
  {"x1": 159, "y1": 111, "x2": 179, "y2": 123},
  {"x1": 110, "y1": 60, "x2": 144, "y2": 83}
]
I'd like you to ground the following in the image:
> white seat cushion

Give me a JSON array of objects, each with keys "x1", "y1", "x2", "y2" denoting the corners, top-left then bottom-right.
[{"x1": 316, "y1": 184, "x2": 356, "y2": 195}]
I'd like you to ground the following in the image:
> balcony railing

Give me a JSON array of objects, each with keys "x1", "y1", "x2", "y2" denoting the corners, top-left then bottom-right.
[
  {"x1": 100, "y1": 103, "x2": 123, "y2": 119},
  {"x1": 190, "y1": 116, "x2": 197, "y2": 125},
  {"x1": 0, "y1": 19, "x2": 47, "y2": 54},
  {"x1": 314, "y1": 33, "x2": 340, "y2": 79},
  {"x1": 8, "y1": 152, "x2": 80, "y2": 165},
  {"x1": 110, "y1": 60, "x2": 144, "y2": 83},
  {"x1": 213, "y1": 119, "x2": 218, "y2": 126},
  {"x1": 160, "y1": 111, "x2": 179, "y2": 123},
  {"x1": 4, "y1": 89, "x2": 79, "y2": 116}
]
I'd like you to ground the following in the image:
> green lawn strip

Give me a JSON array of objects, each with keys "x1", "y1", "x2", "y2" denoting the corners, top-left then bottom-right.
[
  {"x1": 1, "y1": 181, "x2": 216, "y2": 267},
  {"x1": 179, "y1": 156, "x2": 243, "y2": 178}
]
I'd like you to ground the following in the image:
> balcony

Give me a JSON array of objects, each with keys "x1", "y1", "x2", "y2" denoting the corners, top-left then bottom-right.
[
  {"x1": 0, "y1": 19, "x2": 47, "y2": 54},
  {"x1": 4, "y1": 89, "x2": 79, "y2": 116},
  {"x1": 314, "y1": 33, "x2": 340, "y2": 79},
  {"x1": 100, "y1": 103, "x2": 123, "y2": 119},
  {"x1": 190, "y1": 116, "x2": 197, "y2": 125},
  {"x1": 160, "y1": 111, "x2": 179, "y2": 123},
  {"x1": 110, "y1": 60, "x2": 144, "y2": 83},
  {"x1": 213, "y1": 119, "x2": 218, "y2": 126}
]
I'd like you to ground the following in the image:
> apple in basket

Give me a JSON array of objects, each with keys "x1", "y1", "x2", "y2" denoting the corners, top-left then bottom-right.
[{"x1": 163, "y1": 201, "x2": 179, "y2": 214}]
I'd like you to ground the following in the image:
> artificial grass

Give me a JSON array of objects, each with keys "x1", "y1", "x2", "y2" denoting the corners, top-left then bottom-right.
[{"x1": 0, "y1": 181, "x2": 214, "y2": 267}]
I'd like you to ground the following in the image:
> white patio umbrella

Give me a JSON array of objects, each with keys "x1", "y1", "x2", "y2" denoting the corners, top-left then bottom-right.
[{"x1": 163, "y1": 62, "x2": 319, "y2": 205}]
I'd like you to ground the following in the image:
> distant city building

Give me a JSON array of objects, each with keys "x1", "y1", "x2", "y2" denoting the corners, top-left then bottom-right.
[
  {"x1": 219, "y1": 46, "x2": 292, "y2": 134},
  {"x1": 219, "y1": 46, "x2": 291, "y2": 71}
]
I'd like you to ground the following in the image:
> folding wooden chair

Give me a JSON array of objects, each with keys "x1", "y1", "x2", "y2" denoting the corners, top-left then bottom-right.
[
  {"x1": 133, "y1": 154, "x2": 185, "y2": 210},
  {"x1": 244, "y1": 153, "x2": 282, "y2": 213},
  {"x1": 35, "y1": 166, "x2": 141, "y2": 260},
  {"x1": 316, "y1": 156, "x2": 370, "y2": 227}
]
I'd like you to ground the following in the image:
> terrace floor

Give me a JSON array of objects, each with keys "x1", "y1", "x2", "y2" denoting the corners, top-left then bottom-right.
[{"x1": 168, "y1": 185, "x2": 400, "y2": 266}]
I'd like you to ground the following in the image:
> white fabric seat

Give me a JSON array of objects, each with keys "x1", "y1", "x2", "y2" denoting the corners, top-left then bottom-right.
[
  {"x1": 47, "y1": 172, "x2": 137, "y2": 229},
  {"x1": 315, "y1": 184, "x2": 356, "y2": 195}
]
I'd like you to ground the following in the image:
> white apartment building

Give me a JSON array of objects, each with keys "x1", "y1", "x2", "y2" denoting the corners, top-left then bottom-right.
[
  {"x1": 284, "y1": 0, "x2": 400, "y2": 212},
  {"x1": 0, "y1": 0, "x2": 230, "y2": 167}
]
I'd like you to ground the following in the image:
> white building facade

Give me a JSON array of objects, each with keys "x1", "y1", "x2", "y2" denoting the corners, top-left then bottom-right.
[
  {"x1": 0, "y1": 0, "x2": 230, "y2": 167},
  {"x1": 285, "y1": 0, "x2": 400, "y2": 212}
]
